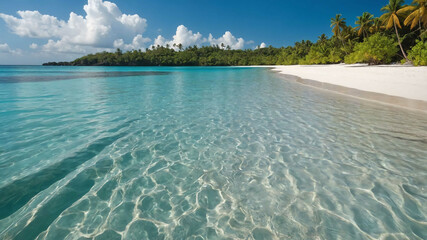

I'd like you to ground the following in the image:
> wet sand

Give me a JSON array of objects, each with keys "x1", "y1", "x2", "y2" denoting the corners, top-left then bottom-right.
[{"x1": 261, "y1": 64, "x2": 427, "y2": 111}]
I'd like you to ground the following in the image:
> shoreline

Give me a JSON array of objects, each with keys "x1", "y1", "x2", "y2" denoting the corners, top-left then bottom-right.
[{"x1": 256, "y1": 64, "x2": 427, "y2": 112}]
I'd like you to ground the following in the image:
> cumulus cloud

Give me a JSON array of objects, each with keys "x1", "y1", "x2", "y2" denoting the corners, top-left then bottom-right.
[
  {"x1": 172, "y1": 25, "x2": 205, "y2": 47},
  {"x1": 152, "y1": 25, "x2": 246, "y2": 50},
  {"x1": 152, "y1": 25, "x2": 205, "y2": 50},
  {"x1": 208, "y1": 31, "x2": 245, "y2": 49},
  {"x1": 0, "y1": 43, "x2": 22, "y2": 54},
  {"x1": 113, "y1": 34, "x2": 150, "y2": 51},
  {"x1": 42, "y1": 39, "x2": 87, "y2": 53},
  {"x1": 0, "y1": 11, "x2": 64, "y2": 38},
  {"x1": 0, "y1": 43, "x2": 10, "y2": 53},
  {"x1": 153, "y1": 35, "x2": 167, "y2": 48},
  {"x1": 0, "y1": 0, "x2": 149, "y2": 53},
  {"x1": 29, "y1": 43, "x2": 38, "y2": 49},
  {"x1": 257, "y1": 42, "x2": 267, "y2": 49}
]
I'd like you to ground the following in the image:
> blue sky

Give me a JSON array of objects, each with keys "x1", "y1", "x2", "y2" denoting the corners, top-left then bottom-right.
[{"x1": 0, "y1": 0, "x2": 386, "y2": 64}]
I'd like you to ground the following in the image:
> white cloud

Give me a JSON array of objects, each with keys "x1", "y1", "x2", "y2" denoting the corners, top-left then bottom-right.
[
  {"x1": 29, "y1": 43, "x2": 38, "y2": 49},
  {"x1": 0, "y1": 43, "x2": 22, "y2": 54},
  {"x1": 208, "y1": 31, "x2": 245, "y2": 49},
  {"x1": 153, "y1": 35, "x2": 167, "y2": 47},
  {"x1": 152, "y1": 25, "x2": 205, "y2": 50},
  {"x1": 0, "y1": 43, "x2": 10, "y2": 53},
  {"x1": 0, "y1": 11, "x2": 64, "y2": 38},
  {"x1": 257, "y1": 42, "x2": 267, "y2": 49},
  {"x1": 0, "y1": 0, "x2": 149, "y2": 53},
  {"x1": 152, "y1": 25, "x2": 246, "y2": 50},
  {"x1": 42, "y1": 39, "x2": 87, "y2": 53},
  {"x1": 172, "y1": 25, "x2": 205, "y2": 47},
  {"x1": 113, "y1": 34, "x2": 150, "y2": 51}
]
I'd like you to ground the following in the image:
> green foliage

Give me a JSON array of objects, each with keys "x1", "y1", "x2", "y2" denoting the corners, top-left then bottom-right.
[
  {"x1": 303, "y1": 37, "x2": 345, "y2": 64},
  {"x1": 276, "y1": 40, "x2": 313, "y2": 65},
  {"x1": 345, "y1": 33, "x2": 398, "y2": 64},
  {"x1": 408, "y1": 40, "x2": 427, "y2": 65},
  {"x1": 51, "y1": 45, "x2": 282, "y2": 66},
  {"x1": 276, "y1": 47, "x2": 300, "y2": 65}
]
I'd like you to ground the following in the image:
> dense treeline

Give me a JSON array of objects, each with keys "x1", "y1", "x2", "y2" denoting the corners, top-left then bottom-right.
[
  {"x1": 45, "y1": 46, "x2": 283, "y2": 66},
  {"x1": 44, "y1": 0, "x2": 427, "y2": 66}
]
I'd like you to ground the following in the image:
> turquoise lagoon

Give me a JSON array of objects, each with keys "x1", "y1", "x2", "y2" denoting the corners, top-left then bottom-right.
[{"x1": 0, "y1": 66, "x2": 426, "y2": 239}]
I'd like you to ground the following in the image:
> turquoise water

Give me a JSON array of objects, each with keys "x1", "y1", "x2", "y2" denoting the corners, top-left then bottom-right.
[{"x1": 0, "y1": 66, "x2": 426, "y2": 240}]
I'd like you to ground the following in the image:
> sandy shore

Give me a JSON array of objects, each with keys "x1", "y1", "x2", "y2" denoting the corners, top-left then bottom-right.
[{"x1": 262, "y1": 64, "x2": 427, "y2": 111}]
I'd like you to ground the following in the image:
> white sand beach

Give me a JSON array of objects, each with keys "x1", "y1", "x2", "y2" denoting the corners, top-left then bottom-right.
[{"x1": 266, "y1": 64, "x2": 427, "y2": 111}]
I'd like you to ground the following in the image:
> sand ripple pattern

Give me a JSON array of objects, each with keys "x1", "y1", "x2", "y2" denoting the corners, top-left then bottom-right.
[{"x1": 0, "y1": 66, "x2": 426, "y2": 239}]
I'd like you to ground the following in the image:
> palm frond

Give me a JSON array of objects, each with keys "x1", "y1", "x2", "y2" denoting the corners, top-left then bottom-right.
[
  {"x1": 393, "y1": 14, "x2": 402, "y2": 28},
  {"x1": 386, "y1": 16, "x2": 395, "y2": 29}
]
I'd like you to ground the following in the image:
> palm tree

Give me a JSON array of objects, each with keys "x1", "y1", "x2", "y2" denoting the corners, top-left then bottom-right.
[
  {"x1": 370, "y1": 18, "x2": 384, "y2": 33},
  {"x1": 331, "y1": 14, "x2": 347, "y2": 37},
  {"x1": 402, "y1": 0, "x2": 427, "y2": 30},
  {"x1": 318, "y1": 34, "x2": 328, "y2": 43},
  {"x1": 331, "y1": 14, "x2": 348, "y2": 52},
  {"x1": 380, "y1": 0, "x2": 409, "y2": 61},
  {"x1": 355, "y1": 12, "x2": 374, "y2": 38}
]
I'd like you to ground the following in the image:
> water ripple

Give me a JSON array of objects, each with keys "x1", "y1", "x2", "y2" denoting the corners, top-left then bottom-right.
[{"x1": 0, "y1": 66, "x2": 426, "y2": 239}]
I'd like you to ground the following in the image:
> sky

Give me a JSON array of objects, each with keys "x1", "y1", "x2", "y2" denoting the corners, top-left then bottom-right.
[{"x1": 0, "y1": 0, "x2": 387, "y2": 65}]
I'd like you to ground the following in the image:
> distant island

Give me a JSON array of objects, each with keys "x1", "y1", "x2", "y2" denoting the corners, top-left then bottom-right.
[{"x1": 44, "y1": 0, "x2": 426, "y2": 67}]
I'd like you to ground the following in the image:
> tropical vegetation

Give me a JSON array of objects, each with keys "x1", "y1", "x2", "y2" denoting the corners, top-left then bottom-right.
[
  {"x1": 345, "y1": 33, "x2": 398, "y2": 64},
  {"x1": 44, "y1": 0, "x2": 427, "y2": 66},
  {"x1": 408, "y1": 40, "x2": 427, "y2": 65}
]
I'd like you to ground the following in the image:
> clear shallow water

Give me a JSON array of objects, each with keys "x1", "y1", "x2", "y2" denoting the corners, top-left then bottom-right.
[{"x1": 0, "y1": 66, "x2": 426, "y2": 240}]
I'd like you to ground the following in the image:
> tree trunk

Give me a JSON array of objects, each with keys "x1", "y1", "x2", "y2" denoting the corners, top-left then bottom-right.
[{"x1": 394, "y1": 21, "x2": 408, "y2": 61}]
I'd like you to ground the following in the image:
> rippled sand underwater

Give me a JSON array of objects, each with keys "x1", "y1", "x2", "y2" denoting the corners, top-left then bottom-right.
[{"x1": 0, "y1": 66, "x2": 426, "y2": 240}]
